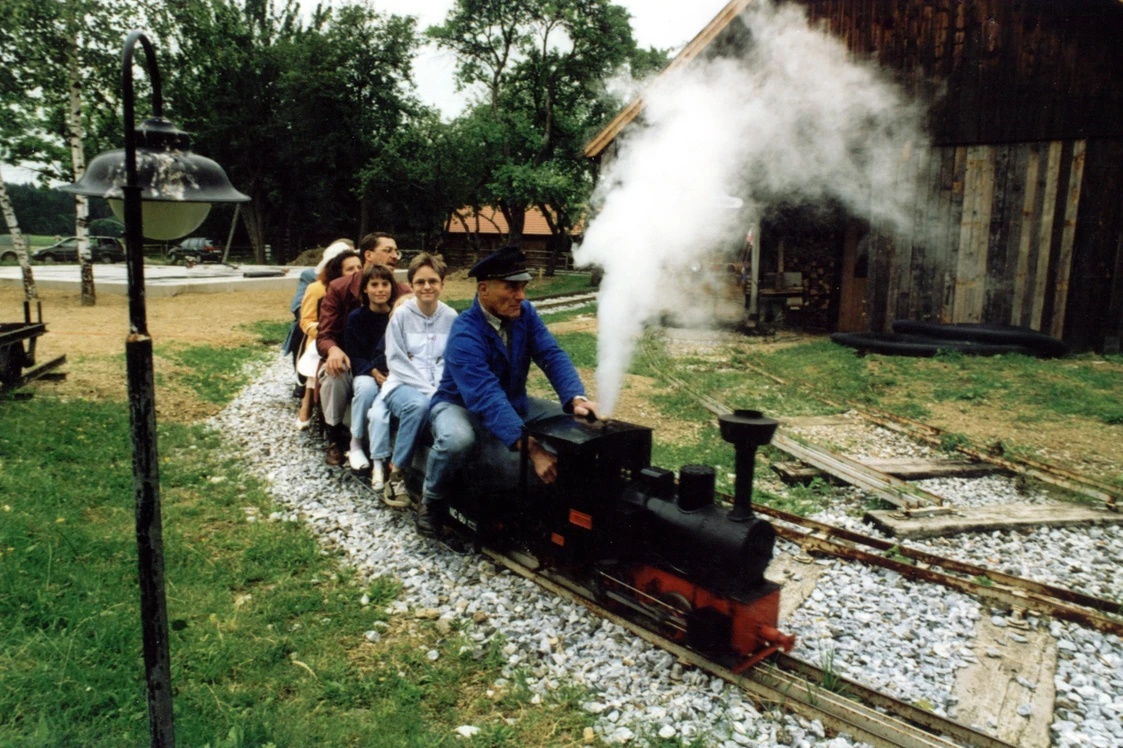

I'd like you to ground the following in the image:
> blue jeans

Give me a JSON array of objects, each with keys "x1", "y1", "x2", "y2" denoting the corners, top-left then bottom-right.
[
  {"x1": 350, "y1": 375, "x2": 381, "y2": 441},
  {"x1": 422, "y1": 397, "x2": 567, "y2": 505},
  {"x1": 370, "y1": 384, "x2": 429, "y2": 468}
]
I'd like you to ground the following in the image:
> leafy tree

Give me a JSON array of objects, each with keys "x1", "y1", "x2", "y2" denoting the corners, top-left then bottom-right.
[
  {"x1": 156, "y1": 0, "x2": 419, "y2": 261},
  {"x1": 1, "y1": 0, "x2": 137, "y2": 300},
  {"x1": 429, "y1": 0, "x2": 667, "y2": 273}
]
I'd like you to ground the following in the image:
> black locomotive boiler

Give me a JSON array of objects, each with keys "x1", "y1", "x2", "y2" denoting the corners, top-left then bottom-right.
[{"x1": 406, "y1": 409, "x2": 795, "y2": 672}]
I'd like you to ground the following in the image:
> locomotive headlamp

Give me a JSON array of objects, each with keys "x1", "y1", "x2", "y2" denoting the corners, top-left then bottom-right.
[{"x1": 57, "y1": 31, "x2": 248, "y2": 748}]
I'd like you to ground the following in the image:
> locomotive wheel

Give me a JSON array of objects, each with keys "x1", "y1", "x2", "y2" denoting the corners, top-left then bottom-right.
[{"x1": 656, "y1": 592, "x2": 693, "y2": 642}]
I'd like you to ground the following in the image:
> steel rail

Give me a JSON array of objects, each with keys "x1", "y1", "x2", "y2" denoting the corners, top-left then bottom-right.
[
  {"x1": 482, "y1": 548, "x2": 1011, "y2": 748},
  {"x1": 646, "y1": 352, "x2": 1123, "y2": 633},
  {"x1": 743, "y1": 496, "x2": 1123, "y2": 619},
  {"x1": 736, "y1": 357, "x2": 1120, "y2": 511}
]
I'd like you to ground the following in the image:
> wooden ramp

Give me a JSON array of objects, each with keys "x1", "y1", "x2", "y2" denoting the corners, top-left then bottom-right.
[
  {"x1": 774, "y1": 457, "x2": 1001, "y2": 483},
  {"x1": 866, "y1": 503, "x2": 1123, "y2": 539}
]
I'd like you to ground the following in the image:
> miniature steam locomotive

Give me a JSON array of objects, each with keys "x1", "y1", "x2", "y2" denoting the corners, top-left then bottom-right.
[{"x1": 406, "y1": 409, "x2": 795, "y2": 672}]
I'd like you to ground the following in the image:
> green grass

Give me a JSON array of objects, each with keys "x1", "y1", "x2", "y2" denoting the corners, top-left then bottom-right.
[
  {"x1": 552, "y1": 331, "x2": 598, "y2": 369},
  {"x1": 0, "y1": 396, "x2": 597, "y2": 746}
]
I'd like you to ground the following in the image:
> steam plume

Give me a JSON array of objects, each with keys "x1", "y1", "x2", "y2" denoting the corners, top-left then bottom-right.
[{"x1": 575, "y1": 0, "x2": 927, "y2": 413}]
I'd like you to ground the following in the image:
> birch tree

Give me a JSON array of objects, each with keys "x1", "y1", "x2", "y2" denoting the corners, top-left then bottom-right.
[{"x1": 0, "y1": 166, "x2": 37, "y2": 301}]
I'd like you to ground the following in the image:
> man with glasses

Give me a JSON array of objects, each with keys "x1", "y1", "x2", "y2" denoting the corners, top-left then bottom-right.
[
  {"x1": 316, "y1": 232, "x2": 411, "y2": 465},
  {"x1": 416, "y1": 245, "x2": 599, "y2": 537}
]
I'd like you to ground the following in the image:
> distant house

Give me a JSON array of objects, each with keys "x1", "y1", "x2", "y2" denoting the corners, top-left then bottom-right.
[
  {"x1": 443, "y1": 206, "x2": 583, "y2": 271},
  {"x1": 586, "y1": 0, "x2": 1123, "y2": 351}
]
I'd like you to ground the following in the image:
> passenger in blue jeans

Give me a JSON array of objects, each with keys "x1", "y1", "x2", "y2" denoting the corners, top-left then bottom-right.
[
  {"x1": 369, "y1": 252, "x2": 458, "y2": 505},
  {"x1": 418, "y1": 245, "x2": 599, "y2": 537},
  {"x1": 343, "y1": 263, "x2": 399, "y2": 471}
]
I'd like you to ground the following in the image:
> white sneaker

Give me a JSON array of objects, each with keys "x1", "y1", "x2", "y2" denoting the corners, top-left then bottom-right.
[
  {"x1": 371, "y1": 462, "x2": 385, "y2": 492},
  {"x1": 349, "y1": 449, "x2": 370, "y2": 471},
  {"x1": 296, "y1": 415, "x2": 312, "y2": 431}
]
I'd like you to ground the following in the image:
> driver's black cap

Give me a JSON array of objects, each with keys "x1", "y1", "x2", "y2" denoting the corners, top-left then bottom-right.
[{"x1": 468, "y1": 245, "x2": 533, "y2": 282}]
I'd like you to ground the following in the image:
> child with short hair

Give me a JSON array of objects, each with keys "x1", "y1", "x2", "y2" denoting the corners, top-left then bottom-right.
[{"x1": 343, "y1": 263, "x2": 399, "y2": 471}]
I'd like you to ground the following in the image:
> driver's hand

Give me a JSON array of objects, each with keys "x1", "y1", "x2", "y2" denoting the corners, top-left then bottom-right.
[
  {"x1": 572, "y1": 399, "x2": 600, "y2": 422},
  {"x1": 325, "y1": 347, "x2": 350, "y2": 377},
  {"x1": 528, "y1": 438, "x2": 558, "y2": 484}
]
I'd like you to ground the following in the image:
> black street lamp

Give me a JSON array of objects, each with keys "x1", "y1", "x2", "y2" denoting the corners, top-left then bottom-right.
[{"x1": 58, "y1": 31, "x2": 248, "y2": 748}]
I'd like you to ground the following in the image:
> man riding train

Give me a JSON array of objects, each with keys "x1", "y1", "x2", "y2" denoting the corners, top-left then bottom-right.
[{"x1": 415, "y1": 245, "x2": 600, "y2": 537}]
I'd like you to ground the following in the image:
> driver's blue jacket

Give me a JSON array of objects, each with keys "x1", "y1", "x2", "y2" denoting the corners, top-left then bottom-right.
[{"x1": 430, "y1": 297, "x2": 585, "y2": 448}]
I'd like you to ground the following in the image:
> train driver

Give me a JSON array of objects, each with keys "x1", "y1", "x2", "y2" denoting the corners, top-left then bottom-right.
[{"x1": 416, "y1": 245, "x2": 600, "y2": 537}]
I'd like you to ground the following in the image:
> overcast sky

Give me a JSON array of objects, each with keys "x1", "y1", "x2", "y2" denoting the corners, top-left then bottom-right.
[
  {"x1": 371, "y1": 0, "x2": 732, "y2": 117},
  {"x1": 3, "y1": 0, "x2": 731, "y2": 184}
]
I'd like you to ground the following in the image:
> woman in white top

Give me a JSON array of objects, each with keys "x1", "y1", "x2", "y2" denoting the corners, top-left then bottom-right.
[{"x1": 370, "y1": 252, "x2": 458, "y2": 505}]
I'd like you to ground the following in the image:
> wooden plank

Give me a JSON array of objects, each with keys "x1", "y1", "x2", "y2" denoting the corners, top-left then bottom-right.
[
  {"x1": 908, "y1": 147, "x2": 937, "y2": 320},
  {"x1": 1010, "y1": 144, "x2": 1040, "y2": 325},
  {"x1": 941, "y1": 145, "x2": 969, "y2": 322},
  {"x1": 953, "y1": 145, "x2": 995, "y2": 323},
  {"x1": 775, "y1": 457, "x2": 1001, "y2": 483},
  {"x1": 1049, "y1": 139, "x2": 1087, "y2": 339},
  {"x1": 983, "y1": 143, "x2": 1015, "y2": 322},
  {"x1": 866, "y1": 503, "x2": 1123, "y2": 540},
  {"x1": 1030, "y1": 141, "x2": 1064, "y2": 331}
]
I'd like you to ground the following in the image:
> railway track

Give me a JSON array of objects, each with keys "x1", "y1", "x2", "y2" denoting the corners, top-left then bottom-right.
[
  {"x1": 529, "y1": 290, "x2": 598, "y2": 314},
  {"x1": 653, "y1": 365, "x2": 1123, "y2": 635},
  {"x1": 486, "y1": 548, "x2": 1015, "y2": 748}
]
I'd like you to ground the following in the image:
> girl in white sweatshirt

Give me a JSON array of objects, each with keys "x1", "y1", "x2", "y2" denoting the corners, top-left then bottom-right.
[{"x1": 369, "y1": 252, "x2": 458, "y2": 504}]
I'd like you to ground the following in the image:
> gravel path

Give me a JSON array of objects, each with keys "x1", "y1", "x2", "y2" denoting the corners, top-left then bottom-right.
[{"x1": 210, "y1": 354, "x2": 861, "y2": 747}]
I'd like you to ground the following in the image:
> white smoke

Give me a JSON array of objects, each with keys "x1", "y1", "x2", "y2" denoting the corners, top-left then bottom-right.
[{"x1": 575, "y1": 0, "x2": 928, "y2": 413}]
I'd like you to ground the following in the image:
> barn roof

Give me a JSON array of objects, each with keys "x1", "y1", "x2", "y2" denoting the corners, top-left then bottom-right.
[
  {"x1": 583, "y1": 0, "x2": 752, "y2": 159},
  {"x1": 445, "y1": 206, "x2": 583, "y2": 236}
]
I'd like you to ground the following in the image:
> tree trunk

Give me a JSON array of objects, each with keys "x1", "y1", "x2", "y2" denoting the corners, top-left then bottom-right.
[
  {"x1": 499, "y1": 203, "x2": 526, "y2": 245},
  {"x1": 0, "y1": 167, "x2": 38, "y2": 301},
  {"x1": 537, "y1": 203, "x2": 568, "y2": 277},
  {"x1": 67, "y1": 23, "x2": 94, "y2": 306},
  {"x1": 243, "y1": 197, "x2": 266, "y2": 263}
]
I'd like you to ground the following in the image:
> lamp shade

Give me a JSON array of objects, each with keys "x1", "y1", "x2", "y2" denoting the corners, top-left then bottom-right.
[{"x1": 59, "y1": 117, "x2": 249, "y2": 240}]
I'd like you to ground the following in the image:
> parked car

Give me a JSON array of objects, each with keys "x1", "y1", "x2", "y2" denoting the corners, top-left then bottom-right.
[
  {"x1": 31, "y1": 236, "x2": 126, "y2": 264},
  {"x1": 167, "y1": 237, "x2": 224, "y2": 264}
]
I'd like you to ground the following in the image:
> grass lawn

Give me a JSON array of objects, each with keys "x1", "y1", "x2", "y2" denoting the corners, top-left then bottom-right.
[{"x1": 0, "y1": 327, "x2": 602, "y2": 747}]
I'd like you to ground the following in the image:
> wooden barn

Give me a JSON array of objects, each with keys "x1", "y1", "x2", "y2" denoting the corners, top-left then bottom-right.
[{"x1": 585, "y1": 0, "x2": 1123, "y2": 351}]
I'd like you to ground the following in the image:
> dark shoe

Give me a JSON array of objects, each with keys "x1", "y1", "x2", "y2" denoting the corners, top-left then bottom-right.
[
  {"x1": 383, "y1": 468, "x2": 410, "y2": 508},
  {"x1": 416, "y1": 503, "x2": 441, "y2": 538},
  {"x1": 325, "y1": 442, "x2": 344, "y2": 466}
]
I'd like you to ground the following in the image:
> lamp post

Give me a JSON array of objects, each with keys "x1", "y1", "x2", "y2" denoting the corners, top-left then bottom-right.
[{"x1": 58, "y1": 31, "x2": 248, "y2": 748}]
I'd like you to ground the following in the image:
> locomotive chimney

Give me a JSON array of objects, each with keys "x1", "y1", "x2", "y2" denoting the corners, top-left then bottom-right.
[{"x1": 718, "y1": 409, "x2": 779, "y2": 522}]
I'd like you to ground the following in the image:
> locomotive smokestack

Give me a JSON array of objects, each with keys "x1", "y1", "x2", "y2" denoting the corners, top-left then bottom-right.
[{"x1": 718, "y1": 409, "x2": 779, "y2": 522}]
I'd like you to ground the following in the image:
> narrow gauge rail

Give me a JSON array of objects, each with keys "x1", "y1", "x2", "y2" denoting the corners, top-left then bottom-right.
[
  {"x1": 529, "y1": 291, "x2": 598, "y2": 314},
  {"x1": 736, "y1": 358, "x2": 1121, "y2": 511},
  {"x1": 485, "y1": 547, "x2": 1015, "y2": 748},
  {"x1": 657, "y1": 369, "x2": 1123, "y2": 634},
  {"x1": 742, "y1": 497, "x2": 1123, "y2": 637}
]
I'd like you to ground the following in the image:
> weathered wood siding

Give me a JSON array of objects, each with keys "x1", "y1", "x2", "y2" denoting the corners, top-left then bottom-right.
[
  {"x1": 862, "y1": 139, "x2": 1122, "y2": 347},
  {"x1": 798, "y1": 0, "x2": 1123, "y2": 145}
]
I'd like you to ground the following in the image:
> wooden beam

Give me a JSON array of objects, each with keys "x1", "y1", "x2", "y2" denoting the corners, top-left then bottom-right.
[
  {"x1": 1030, "y1": 141, "x2": 1064, "y2": 330},
  {"x1": 1049, "y1": 139, "x2": 1087, "y2": 339},
  {"x1": 1010, "y1": 144, "x2": 1040, "y2": 325}
]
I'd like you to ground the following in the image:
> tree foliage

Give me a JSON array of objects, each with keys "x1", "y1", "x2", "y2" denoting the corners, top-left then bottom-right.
[{"x1": 428, "y1": 0, "x2": 668, "y2": 271}]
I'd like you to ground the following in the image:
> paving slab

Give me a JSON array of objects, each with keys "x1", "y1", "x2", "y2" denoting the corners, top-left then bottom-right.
[
  {"x1": 0, "y1": 263, "x2": 301, "y2": 297},
  {"x1": 766, "y1": 551, "x2": 831, "y2": 623},
  {"x1": 865, "y1": 503, "x2": 1123, "y2": 539},
  {"x1": 954, "y1": 616, "x2": 1056, "y2": 748}
]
